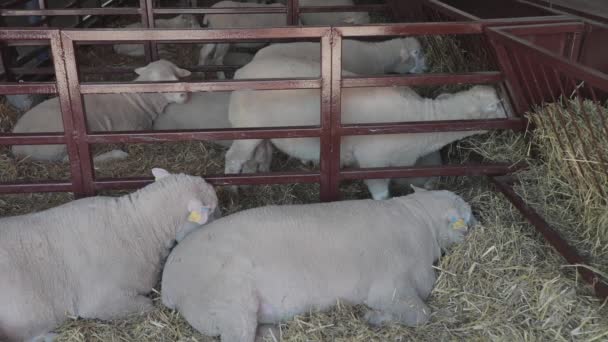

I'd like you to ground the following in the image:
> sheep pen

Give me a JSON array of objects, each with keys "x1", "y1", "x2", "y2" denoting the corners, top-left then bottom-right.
[
  {"x1": 2, "y1": 5, "x2": 608, "y2": 342},
  {"x1": 3, "y1": 53, "x2": 608, "y2": 342}
]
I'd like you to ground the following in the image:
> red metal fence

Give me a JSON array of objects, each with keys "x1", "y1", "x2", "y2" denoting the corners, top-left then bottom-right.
[
  {"x1": 0, "y1": 22, "x2": 526, "y2": 201},
  {"x1": 488, "y1": 24, "x2": 608, "y2": 299}
]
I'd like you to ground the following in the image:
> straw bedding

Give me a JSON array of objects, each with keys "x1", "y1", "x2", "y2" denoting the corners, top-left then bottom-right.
[{"x1": 1, "y1": 16, "x2": 607, "y2": 342}]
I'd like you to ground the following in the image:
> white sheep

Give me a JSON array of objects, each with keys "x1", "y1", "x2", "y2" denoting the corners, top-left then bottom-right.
[
  {"x1": 11, "y1": 59, "x2": 191, "y2": 163},
  {"x1": 225, "y1": 57, "x2": 507, "y2": 200},
  {"x1": 113, "y1": 15, "x2": 201, "y2": 57},
  {"x1": 197, "y1": 1, "x2": 289, "y2": 77},
  {"x1": 161, "y1": 186, "x2": 474, "y2": 342},
  {"x1": 298, "y1": 0, "x2": 371, "y2": 26},
  {"x1": 153, "y1": 91, "x2": 273, "y2": 173},
  {"x1": 252, "y1": 37, "x2": 427, "y2": 74},
  {"x1": 0, "y1": 168, "x2": 218, "y2": 342}
]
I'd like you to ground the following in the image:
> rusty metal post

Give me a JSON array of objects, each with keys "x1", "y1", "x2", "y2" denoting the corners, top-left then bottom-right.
[
  {"x1": 59, "y1": 31, "x2": 96, "y2": 196},
  {"x1": 49, "y1": 30, "x2": 87, "y2": 196},
  {"x1": 318, "y1": 28, "x2": 338, "y2": 202},
  {"x1": 139, "y1": 0, "x2": 153, "y2": 63}
]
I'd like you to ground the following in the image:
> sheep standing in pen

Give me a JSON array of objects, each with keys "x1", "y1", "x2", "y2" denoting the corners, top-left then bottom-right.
[
  {"x1": 153, "y1": 91, "x2": 274, "y2": 174},
  {"x1": 112, "y1": 15, "x2": 201, "y2": 57},
  {"x1": 0, "y1": 168, "x2": 218, "y2": 342},
  {"x1": 225, "y1": 57, "x2": 507, "y2": 200},
  {"x1": 252, "y1": 37, "x2": 428, "y2": 74},
  {"x1": 11, "y1": 60, "x2": 191, "y2": 163},
  {"x1": 162, "y1": 186, "x2": 474, "y2": 342}
]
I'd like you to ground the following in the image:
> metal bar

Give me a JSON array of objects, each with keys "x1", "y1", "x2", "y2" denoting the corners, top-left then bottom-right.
[
  {"x1": 491, "y1": 22, "x2": 585, "y2": 36},
  {"x1": 487, "y1": 28, "x2": 608, "y2": 91},
  {"x1": 488, "y1": 40, "x2": 529, "y2": 115},
  {"x1": 153, "y1": 7, "x2": 288, "y2": 15},
  {"x1": 321, "y1": 28, "x2": 340, "y2": 202},
  {"x1": 337, "y1": 22, "x2": 484, "y2": 37},
  {"x1": 60, "y1": 31, "x2": 95, "y2": 196},
  {"x1": 79, "y1": 78, "x2": 322, "y2": 94},
  {"x1": 139, "y1": 0, "x2": 153, "y2": 63},
  {"x1": 490, "y1": 176, "x2": 608, "y2": 301},
  {"x1": 340, "y1": 118, "x2": 526, "y2": 136},
  {"x1": 144, "y1": 0, "x2": 157, "y2": 61},
  {"x1": 0, "y1": 133, "x2": 65, "y2": 145},
  {"x1": 52, "y1": 30, "x2": 87, "y2": 196},
  {"x1": 0, "y1": 181, "x2": 74, "y2": 193},
  {"x1": 341, "y1": 163, "x2": 522, "y2": 180},
  {"x1": 94, "y1": 172, "x2": 321, "y2": 190},
  {"x1": 84, "y1": 127, "x2": 322, "y2": 144},
  {"x1": 62, "y1": 27, "x2": 329, "y2": 41},
  {"x1": 342, "y1": 72, "x2": 503, "y2": 88},
  {"x1": 0, "y1": 8, "x2": 140, "y2": 15},
  {"x1": 0, "y1": 82, "x2": 57, "y2": 94}
]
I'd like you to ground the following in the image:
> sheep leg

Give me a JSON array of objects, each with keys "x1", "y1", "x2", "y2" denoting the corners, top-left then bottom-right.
[
  {"x1": 225, "y1": 139, "x2": 263, "y2": 192},
  {"x1": 214, "y1": 43, "x2": 230, "y2": 80},
  {"x1": 178, "y1": 278, "x2": 259, "y2": 342},
  {"x1": 225, "y1": 139, "x2": 263, "y2": 175},
  {"x1": 255, "y1": 324, "x2": 280, "y2": 342},
  {"x1": 364, "y1": 275, "x2": 430, "y2": 327}
]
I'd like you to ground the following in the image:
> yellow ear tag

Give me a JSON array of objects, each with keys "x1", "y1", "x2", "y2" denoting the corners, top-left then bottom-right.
[
  {"x1": 451, "y1": 218, "x2": 467, "y2": 231},
  {"x1": 188, "y1": 210, "x2": 203, "y2": 224}
]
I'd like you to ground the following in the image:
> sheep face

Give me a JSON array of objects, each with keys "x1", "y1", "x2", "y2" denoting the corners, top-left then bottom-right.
[
  {"x1": 390, "y1": 37, "x2": 427, "y2": 74},
  {"x1": 151, "y1": 168, "x2": 219, "y2": 242},
  {"x1": 469, "y1": 85, "x2": 507, "y2": 119},
  {"x1": 134, "y1": 60, "x2": 192, "y2": 104},
  {"x1": 410, "y1": 186, "x2": 475, "y2": 248}
]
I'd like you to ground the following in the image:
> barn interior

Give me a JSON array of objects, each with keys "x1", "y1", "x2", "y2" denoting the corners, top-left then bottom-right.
[{"x1": 1, "y1": 0, "x2": 607, "y2": 340}]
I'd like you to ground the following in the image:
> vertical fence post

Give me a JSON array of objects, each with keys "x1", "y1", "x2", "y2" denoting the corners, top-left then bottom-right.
[
  {"x1": 59, "y1": 31, "x2": 96, "y2": 197},
  {"x1": 319, "y1": 28, "x2": 341, "y2": 202},
  {"x1": 145, "y1": 0, "x2": 158, "y2": 61},
  {"x1": 50, "y1": 30, "x2": 88, "y2": 197},
  {"x1": 139, "y1": 0, "x2": 153, "y2": 63},
  {"x1": 488, "y1": 35, "x2": 529, "y2": 116},
  {"x1": 289, "y1": 0, "x2": 299, "y2": 26}
]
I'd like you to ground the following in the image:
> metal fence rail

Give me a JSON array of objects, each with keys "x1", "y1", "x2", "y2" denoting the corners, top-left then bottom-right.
[
  {"x1": 0, "y1": 22, "x2": 526, "y2": 202},
  {"x1": 488, "y1": 24, "x2": 608, "y2": 300}
]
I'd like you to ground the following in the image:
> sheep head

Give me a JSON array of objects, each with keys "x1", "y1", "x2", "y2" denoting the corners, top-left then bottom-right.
[
  {"x1": 134, "y1": 59, "x2": 191, "y2": 104},
  {"x1": 409, "y1": 186, "x2": 476, "y2": 249}
]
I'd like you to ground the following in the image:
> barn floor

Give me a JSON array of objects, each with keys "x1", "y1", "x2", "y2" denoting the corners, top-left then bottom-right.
[{"x1": 1, "y1": 12, "x2": 607, "y2": 340}]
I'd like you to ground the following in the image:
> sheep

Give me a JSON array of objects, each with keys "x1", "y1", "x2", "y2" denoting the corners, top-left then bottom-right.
[
  {"x1": 197, "y1": 1, "x2": 289, "y2": 78},
  {"x1": 153, "y1": 91, "x2": 273, "y2": 173},
  {"x1": 225, "y1": 57, "x2": 507, "y2": 200},
  {"x1": 11, "y1": 59, "x2": 191, "y2": 163},
  {"x1": 0, "y1": 168, "x2": 218, "y2": 342},
  {"x1": 112, "y1": 15, "x2": 201, "y2": 57},
  {"x1": 161, "y1": 186, "x2": 474, "y2": 342},
  {"x1": 298, "y1": 0, "x2": 371, "y2": 26},
  {"x1": 252, "y1": 37, "x2": 427, "y2": 74}
]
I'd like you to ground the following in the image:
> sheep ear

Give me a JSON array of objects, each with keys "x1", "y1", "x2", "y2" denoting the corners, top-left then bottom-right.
[
  {"x1": 151, "y1": 168, "x2": 171, "y2": 181},
  {"x1": 134, "y1": 66, "x2": 147, "y2": 75},
  {"x1": 410, "y1": 184, "x2": 428, "y2": 193},
  {"x1": 483, "y1": 101, "x2": 499, "y2": 113},
  {"x1": 174, "y1": 67, "x2": 191, "y2": 78},
  {"x1": 187, "y1": 199, "x2": 211, "y2": 225}
]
